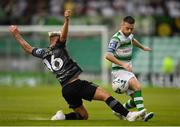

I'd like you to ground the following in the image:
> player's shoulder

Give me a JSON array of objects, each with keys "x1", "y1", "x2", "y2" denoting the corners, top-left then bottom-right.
[
  {"x1": 111, "y1": 31, "x2": 121, "y2": 42},
  {"x1": 32, "y1": 47, "x2": 47, "y2": 59},
  {"x1": 112, "y1": 31, "x2": 121, "y2": 37}
]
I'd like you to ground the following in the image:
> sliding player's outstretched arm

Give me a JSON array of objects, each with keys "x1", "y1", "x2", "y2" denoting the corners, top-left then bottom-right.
[
  {"x1": 9, "y1": 25, "x2": 33, "y2": 54},
  {"x1": 59, "y1": 10, "x2": 71, "y2": 43}
]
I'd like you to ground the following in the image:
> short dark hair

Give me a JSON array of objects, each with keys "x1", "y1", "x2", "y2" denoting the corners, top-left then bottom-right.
[{"x1": 123, "y1": 16, "x2": 135, "y2": 24}]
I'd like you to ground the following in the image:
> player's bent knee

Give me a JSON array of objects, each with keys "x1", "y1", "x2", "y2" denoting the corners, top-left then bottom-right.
[
  {"x1": 132, "y1": 83, "x2": 141, "y2": 91},
  {"x1": 131, "y1": 85, "x2": 141, "y2": 91},
  {"x1": 135, "y1": 85, "x2": 141, "y2": 91},
  {"x1": 74, "y1": 105, "x2": 89, "y2": 120},
  {"x1": 83, "y1": 114, "x2": 88, "y2": 120},
  {"x1": 129, "y1": 78, "x2": 142, "y2": 91},
  {"x1": 79, "y1": 112, "x2": 88, "y2": 120}
]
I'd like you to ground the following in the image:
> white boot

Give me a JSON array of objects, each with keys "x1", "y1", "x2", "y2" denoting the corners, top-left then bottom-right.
[
  {"x1": 51, "y1": 110, "x2": 65, "y2": 120},
  {"x1": 126, "y1": 109, "x2": 147, "y2": 122}
]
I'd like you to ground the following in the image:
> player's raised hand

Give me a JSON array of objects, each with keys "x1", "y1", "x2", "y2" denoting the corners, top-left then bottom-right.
[
  {"x1": 9, "y1": 25, "x2": 20, "y2": 36},
  {"x1": 143, "y1": 46, "x2": 152, "y2": 51},
  {"x1": 64, "y1": 10, "x2": 71, "y2": 19}
]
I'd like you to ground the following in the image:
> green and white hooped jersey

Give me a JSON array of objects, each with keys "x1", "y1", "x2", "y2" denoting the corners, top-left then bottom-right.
[{"x1": 107, "y1": 31, "x2": 134, "y2": 71}]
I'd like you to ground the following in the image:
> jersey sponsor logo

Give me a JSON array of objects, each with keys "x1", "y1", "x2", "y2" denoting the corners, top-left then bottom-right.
[
  {"x1": 116, "y1": 48, "x2": 132, "y2": 56},
  {"x1": 121, "y1": 48, "x2": 132, "y2": 53}
]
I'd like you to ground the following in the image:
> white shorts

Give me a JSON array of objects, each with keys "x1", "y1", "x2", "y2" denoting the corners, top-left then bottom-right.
[{"x1": 112, "y1": 69, "x2": 136, "y2": 95}]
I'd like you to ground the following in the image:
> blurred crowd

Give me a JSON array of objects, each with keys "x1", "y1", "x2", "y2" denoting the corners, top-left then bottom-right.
[{"x1": 0, "y1": 0, "x2": 179, "y2": 35}]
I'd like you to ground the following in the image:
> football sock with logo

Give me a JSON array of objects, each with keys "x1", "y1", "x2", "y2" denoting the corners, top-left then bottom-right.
[
  {"x1": 123, "y1": 99, "x2": 136, "y2": 109},
  {"x1": 105, "y1": 96, "x2": 129, "y2": 117},
  {"x1": 134, "y1": 91, "x2": 145, "y2": 111}
]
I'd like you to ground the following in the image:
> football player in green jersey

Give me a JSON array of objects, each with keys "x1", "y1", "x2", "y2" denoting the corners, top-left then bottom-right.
[{"x1": 106, "y1": 16, "x2": 154, "y2": 122}]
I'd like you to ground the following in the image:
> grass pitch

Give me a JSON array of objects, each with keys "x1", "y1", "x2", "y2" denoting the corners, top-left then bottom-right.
[{"x1": 0, "y1": 85, "x2": 180, "y2": 126}]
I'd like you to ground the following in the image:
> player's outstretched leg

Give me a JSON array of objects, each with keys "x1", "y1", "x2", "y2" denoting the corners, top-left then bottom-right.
[
  {"x1": 93, "y1": 87, "x2": 146, "y2": 122},
  {"x1": 113, "y1": 99, "x2": 136, "y2": 120}
]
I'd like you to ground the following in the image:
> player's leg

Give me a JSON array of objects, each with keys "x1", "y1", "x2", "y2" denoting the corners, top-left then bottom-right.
[
  {"x1": 51, "y1": 104, "x2": 88, "y2": 120},
  {"x1": 56, "y1": 104, "x2": 88, "y2": 120},
  {"x1": 111, "y1": 70, "x2": 136, "y2": 110},
  {"x1": 93, "y1": 87, "x2": 129, "y2": 116},
  {"x1": 123, "y1": 98, "x2": 136, "y2": 110},
  {"x1": 51, "y1": 80, "x2": 88, "y2": 120},
  {"x1": 92, "y1": 87, "x2": 146, "y2": 122},
  {"x1": 128, "y1": 78, "x2": 154, "y2": 121},
  {"x1": 79, "y1": 80, "x2": 130, "y2": 119},
  {"x1": 113, "y1": 90, "x2": 136, "y2": 120},
  {"x1": 77, "y1": 79, "x2": 145, "y2": 121},
  {"x1": 73, "y1": 104, "x2": 88, "y2": 120},
  {"x1": 128, "y1": 77, "x2": 145, "y2": 111},
  {"x1": 110, "y1": 70, "x2": 146, "y2": 120},
  {"x1": 51, "y1": 110, "x2": 84, "y2": 120}
]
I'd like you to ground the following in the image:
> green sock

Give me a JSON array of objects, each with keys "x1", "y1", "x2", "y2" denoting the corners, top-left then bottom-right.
[
  {"x1": 123, "y1": 99, "x2": 136, "y2": 109},
  {"x1": 134, "y1": 90, "x2": 145, "y2": 111}
]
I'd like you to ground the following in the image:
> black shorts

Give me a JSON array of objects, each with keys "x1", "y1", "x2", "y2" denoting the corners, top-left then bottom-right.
[{"x1": 62, "y1": 79, "x2": 98, "y2": 109}]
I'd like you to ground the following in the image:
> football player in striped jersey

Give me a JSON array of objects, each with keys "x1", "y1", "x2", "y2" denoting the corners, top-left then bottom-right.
[{"x1": 106, "y1": 16, "x2": 154, "y2": 122}]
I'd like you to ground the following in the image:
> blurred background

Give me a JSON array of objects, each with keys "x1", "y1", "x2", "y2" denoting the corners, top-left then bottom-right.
[{"x1": 0, "y1": 0, "x2": 180, "y2": 87}]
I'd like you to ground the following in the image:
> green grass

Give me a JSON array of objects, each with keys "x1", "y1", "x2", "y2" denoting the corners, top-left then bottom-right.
[{"x1": 0, "y1": 85, "x2": 180, "y2": 126}]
